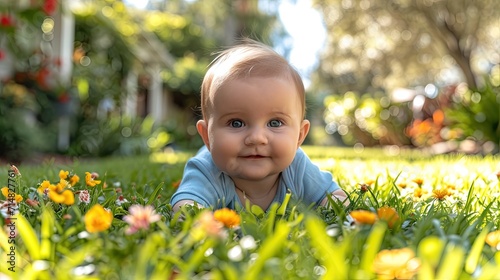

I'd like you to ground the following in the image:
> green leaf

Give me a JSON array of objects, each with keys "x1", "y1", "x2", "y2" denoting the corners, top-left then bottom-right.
[
  {"x1": 15, "y1": 214, "x2": 41, "y2": 260},
  {"x1": 360, "y1": 222, "x2": 387, "y2": 275},
  {"x1": 465, "y1": 226, "x2": 490, "y2": 274},
  {"x1": 276, "y1": 189, "x2": 292, "y2": 216},
  {"x1": 305, "y1": 216, "x2": 347, "y2": 279},
  {"x1": 40, "y1": 206, "x2": 55, "y2": 261},
  {"x1": 146, "y1": 182, "x2": 164, "y2": 205},
  {"x1": 250, "y1": 204, "x2": 265, "y2": 216},
  {"x1": 245, "y1": 222, "x2": 291, "y2": 280},
  {"x1": 436, "y1": 244, "x2": 465, "y2": 280}
]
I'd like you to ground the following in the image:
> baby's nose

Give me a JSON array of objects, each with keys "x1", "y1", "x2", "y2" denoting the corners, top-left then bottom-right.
[{"x1": 244, "y1": 127, "x2": 268, "y2": 145}]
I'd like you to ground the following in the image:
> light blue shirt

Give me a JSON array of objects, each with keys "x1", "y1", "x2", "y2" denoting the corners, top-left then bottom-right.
[{"x1": 170, "y1": 146, "x2": 340, "y2": 210}]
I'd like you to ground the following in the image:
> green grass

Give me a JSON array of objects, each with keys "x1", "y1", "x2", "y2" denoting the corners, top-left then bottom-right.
[{"x1": 1, "y1": 146, "x2": 499, "y2": 279}]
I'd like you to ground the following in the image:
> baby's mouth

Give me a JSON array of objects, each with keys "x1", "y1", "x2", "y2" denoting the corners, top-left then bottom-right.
[{"x1": 242, "y1": 155, "x2": 266, "y2": 159}]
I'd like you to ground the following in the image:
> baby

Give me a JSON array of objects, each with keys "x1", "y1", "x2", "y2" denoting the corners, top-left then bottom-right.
[{"x1": 170, "y1": 39, "x2": 348, "y2": 212}]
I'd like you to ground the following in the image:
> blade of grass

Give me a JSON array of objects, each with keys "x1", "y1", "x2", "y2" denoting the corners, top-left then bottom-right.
[
  {"x1": 465, "y1": 225, "x2": 490, "y2": 274},
  {"x1": 245, "y1": 222, "x2": 291, "y2": 280},
  {"x1": 146, "y1": 182, "x2": 164, "y2": 205},
  {"x1": 40, "y1": 205, "x2": 55, "y2": 261},
  {"x1": 360, "y1": 222, "x2": 387, "y2": 275},
  {"x1": 305, "y1": 216, "x2": 347, "y2": 279},
  {"x1": 435, "y1": 244, "x2": 465, "y2": 280},
  {"x1": 15, "y1": 214, "x2": 40, "y2": 260}
]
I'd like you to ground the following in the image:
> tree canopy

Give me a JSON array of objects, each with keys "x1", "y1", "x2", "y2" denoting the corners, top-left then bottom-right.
[{"x1": 313, "y1": 0, "x2": 499, "y2": 94}]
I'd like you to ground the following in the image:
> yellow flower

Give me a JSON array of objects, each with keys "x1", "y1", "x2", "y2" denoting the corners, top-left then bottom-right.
[
  {"x1": 445, "y1": 183, "x2": 456, "y2": 190},
  {"x1": 15, "y1": 194, "x2": 23, "y2": 203},
  {"x1": 59, "y1": 170, "x2": 69, "y2": 180},
  {"x1": 485, "y1": 230, "x2": 500, "y2": 250},
  {"x1": 350, "y1": 210, "x2": 378, "y2": 225},
  {"x1": 48, "y1": 189, "x2": 74, "y2": 205},
  {"x1": 214, "y1": 208, "x2": 241, "y2": 228},
  {"x1": 432, "y1": 188, "x2": 449, "y2": 200},
  {"x1": 69, "y1": 174, "x2": 80, "y2": 186},
  {"x1": 56, "y1": 179, "x2": 70, "y2": 191},
  {"x1": 37, "y1": 180, "x2": 52, "y2": 194},
  {"x1": 84, "y1": 204, "x2": 113, "y2": 233},
  {"x1": 414, "y1": 187, "x2": 424, "y2": 198},
  {"x1": 85, "y1": 172, "x2": 101, "y2": 187},
  {"x1": 1, "y1": 187, "x2": 8, "y2": 197},
  {"x1": 1, "y1": 187, "x2": 23, "y2": 203},
  {"x1": 377, "y1": 206, "x2": 400, "y2": 229},
  {"x1": 373, "y1": 248, "x2": 421, "y2": 279}
]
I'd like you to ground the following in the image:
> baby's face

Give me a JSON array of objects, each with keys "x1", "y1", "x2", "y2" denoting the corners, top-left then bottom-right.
[{"x1": 198, "y1": 77, "x2": 309, "y2": 182}]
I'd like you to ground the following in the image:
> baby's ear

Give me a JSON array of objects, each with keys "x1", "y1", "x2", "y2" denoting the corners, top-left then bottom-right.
[
  {"x1": 196, "y1": 120, "x2": 210, "y2": 150},
  {"x1": 297, "y1": 119, "x2": 310, "y2": 147}
]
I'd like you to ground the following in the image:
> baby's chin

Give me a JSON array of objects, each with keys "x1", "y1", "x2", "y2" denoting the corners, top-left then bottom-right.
[{"x1": 224, "y1": 169, "x2": 282, "y2": 182}]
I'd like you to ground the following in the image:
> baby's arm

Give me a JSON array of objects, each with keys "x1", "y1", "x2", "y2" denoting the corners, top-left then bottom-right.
[{"x1": 321, "y1": 188, "x2": 350, "y2": 207}]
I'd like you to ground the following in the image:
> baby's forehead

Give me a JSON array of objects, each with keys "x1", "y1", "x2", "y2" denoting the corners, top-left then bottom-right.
[{"x1": 211, "y1": 75, "x2": 298, "y2": 98}]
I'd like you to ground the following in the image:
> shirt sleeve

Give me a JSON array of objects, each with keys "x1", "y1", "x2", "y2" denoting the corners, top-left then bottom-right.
[
  {"x1": 169, "y1": 148, "x2": 229, "y2": 209},
  {"x1": 286, "y1": 148, "x2": 340, "y2": 205}
]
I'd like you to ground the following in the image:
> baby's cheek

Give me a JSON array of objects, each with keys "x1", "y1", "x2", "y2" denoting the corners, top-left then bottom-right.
[
  {"x1": 276, "y1": 139, "x2": 298, "y2": 161},
  {"x1": 224, "y1": 159, "x2": 239, "y2": 173}
]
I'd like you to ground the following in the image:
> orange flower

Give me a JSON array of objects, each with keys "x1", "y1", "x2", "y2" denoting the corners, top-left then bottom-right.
[
  {"x1": 485, "y1": 230, "x2": 500, "y2": 250},
  {"x1": 85, "y1": 172, "x2": 101, "y2": 187},
  {"x1": 377, "y1": 206, "x2": 400, "y2": 229},
  {"x1": 432, "y1": 188, "x2": 449, "y2": 200},
  {"x1": 350, "y1": 210, "x2": 377, "y2": 225},
  {"x1": 373, "y1": 248, "x2": 421, "y2": 279},
  {"x1": 1, "y1": 187, "x2": 23, "y2": 203},
  {"x1": 445, "y1": 183, "x2": 456, "y2": 190},
  {"x1": 84, "y1": 204, "x2": 113, "y2": 233},
  {"x1": 412, "y1": 178, "x2": 423, "y2": 186},
  {"x1": 214, "y1": 208, "x2": 241, "y2": 228}
]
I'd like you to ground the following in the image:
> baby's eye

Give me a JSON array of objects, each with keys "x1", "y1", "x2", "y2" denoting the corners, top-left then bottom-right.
[
  {"x1": 268, "y1": 119, "x2": 283, "y2": 127},
  {"x1": 229, "y1": 120, "x2": 244, "y2": 128}
]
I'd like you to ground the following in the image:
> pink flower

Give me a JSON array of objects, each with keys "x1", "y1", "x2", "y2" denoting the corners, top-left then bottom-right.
[
  {"x1": 191, "y1": 211, "x2": 227, "y2": 240},
  {"x1": 123, "y1": 205, "x2": 161, "y2": 234},
  {"x1": 78, "y1": 190, "x2": 90, "y2": 205}
]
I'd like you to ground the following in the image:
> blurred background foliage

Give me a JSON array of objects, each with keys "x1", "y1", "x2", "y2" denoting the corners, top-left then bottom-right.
[{"x1": 0, "y1": 0, "x2": 499, "y2": 163}]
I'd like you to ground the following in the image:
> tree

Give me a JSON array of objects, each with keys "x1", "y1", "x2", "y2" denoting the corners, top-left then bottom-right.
[{"x1": 313, "y1": 0, "x2": 499, "y2": 94}]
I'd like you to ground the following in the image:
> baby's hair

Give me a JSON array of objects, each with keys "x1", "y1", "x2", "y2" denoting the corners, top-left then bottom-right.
[{"x1": 200, "y1": 39, "x2": 305, "y2": 120}]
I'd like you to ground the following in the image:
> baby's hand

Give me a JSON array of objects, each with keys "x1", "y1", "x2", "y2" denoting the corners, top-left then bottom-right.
[{"x1": 321, "y1": 189, "x2": 350, "y2": 207}]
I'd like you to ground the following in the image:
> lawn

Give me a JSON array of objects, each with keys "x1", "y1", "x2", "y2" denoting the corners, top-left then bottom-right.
[{"x1": 1, "y1": 146, "x2": 499, "y2": 279}]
